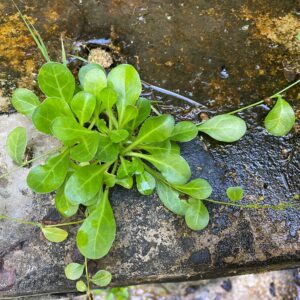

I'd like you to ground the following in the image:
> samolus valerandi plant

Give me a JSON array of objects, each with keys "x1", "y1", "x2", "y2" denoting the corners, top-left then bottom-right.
[{"x1": 1, "y1": 5, "x2": 299, "y2": 299}]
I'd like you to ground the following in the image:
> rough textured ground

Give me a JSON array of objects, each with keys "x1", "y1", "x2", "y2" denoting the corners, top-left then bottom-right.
[{"x1": 0, "y1": 0, "x2": 299, "y2": 297}]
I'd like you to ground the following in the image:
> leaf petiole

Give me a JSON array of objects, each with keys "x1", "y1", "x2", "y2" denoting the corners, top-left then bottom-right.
[
  {"x1": 85, "y1": 257, "x2": 92, "y2": 300},
  {"x1": 45, "y1": 220, "x2": 85, "y2": 227},
  {"x1": 0, "y1": 215, "x2": 41, "y2": 227}
]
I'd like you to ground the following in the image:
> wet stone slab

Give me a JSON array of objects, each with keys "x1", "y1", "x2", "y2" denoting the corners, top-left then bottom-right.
[{"x1": 0, "y1": 0, "x2": 300, "y2": 297}]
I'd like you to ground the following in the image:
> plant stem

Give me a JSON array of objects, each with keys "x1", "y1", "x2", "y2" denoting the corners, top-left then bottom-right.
[
  {"x1": 227, "y1": 79, "x2": 300, "y2": 115},
  {"x1": 45, "y1": 220, "x2": 84, "y2": 227},
  {"x1": 0, "y1": 146, "x2": 63, "y2": 179},
  {"x1": 0, "y1": 215, "x2": 41, "y2": 227},
  {"x1": 151, "y1": 105, "x2": 161, "y2": 116},
  {"x1": 85, "y1": 257, "x2": 92, "y2": 300},
  {"x1": 88, "y1": 118, "x2": 96, "y2": 130}
]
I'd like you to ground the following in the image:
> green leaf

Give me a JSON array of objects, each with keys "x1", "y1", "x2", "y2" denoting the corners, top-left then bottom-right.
[
  {"x1": 171, "y1": 142, "x2": 181, "y2": 154},
  {"x1": 11, "y1": 88, "x2": 40, "y2": 116},
  {"x1": 98, "y1": 87, "x2": 117, "y2": 111},
  {"x1": 226, "y1": 186, "x2": 244, "y2": 202},
  {"x1": 79, "y1": 63, "x2": 105, "y2": 87},
  {"x1": 77, "y1": 191, "x2": 116, "y2": 259},
  {"x1": 131, "y1": 97, "x2": 151, "y2": 129},
  {"x1": 198, "y1": 114, "x2": 247, "y2": 142},
  {"x1": 71, "y1": 91, "x2": 96, "y2": 125},
  {"x1": 96, "y1": 119, "x2": 108, "y2": 133},
  {"x1": 107, "y1": 64, "x2": 142, "y2": 125},
  {"x1": 108, "y1": 129, "x2": 129, "y2": 143},
  {"x1": 136, "y1": 171, "x2": 156, "y2": 195},
  {"x1": 76, "y1": 280, "x2": 87, "y2": 292},
  {"x1": 115, "y1": 176, "x2": 133, "y2": 189},
  {"x1": 83, "y1": 68, "x2": 107, "y2": 99},
  {"x1": 119, "y1": 105, "x2": 138, "y2": 128},
  {"x1": 171, "y1": 121, "x2": 198, "y2": 142},
  {"x1": 264, "y1": 97, "x2": 295, "y2": 136},
  {"x1": 41, "y1": 226, "x2": 68, "y2": 243},
  {"x1": 185, "y1": 199, "x2": 209, "y2": 231},
  {"x1": 6, "y1": 127, "x2": 27, "y2": 165},
  {"x1": 103, "y1": 172, "x2": 116, "y2": 188},
  {"x1": 91, "y1": 270, "x2": 112, "y2": 287},
  {"x1": 117, "y1": 158, "x2": 137, "y2": 179},
  {"x1": 176, "y1": 178, "x2": 212, "y2": 199},
  {"x1": 156, "y1": 182, "x2": 188, "y2": 216},
  {"x1": 135, "y1": 115, "x2": 175, "y2": 145},
  {"x1": 95, "y1": 136, "x2": 119, "y2": 162},
  {"x1": 51, "y1": 117, "x2": 91, "y2": 142},
  {"x1": 64, "y1": 164, "x2": 106, "y2": 205},
  {"x1": 55, "y1": 185, "x2": 79, "y2": 218},
  {"x1": 32, "y1": 97, "x2": 73, "y2": 134},
  {"x1": 27, "y1": 151, "x2": 69, "y2": 193},
  {"x1": 70, "y1": 132, "x2": 100, "y2": 162},
  {"x1": 64, "y1": 263, "x2": 84, "y2": 280},
  {"x1": 139, "y1": 153, "x2": 191, "y2": 185},
  {"x1": 140, "y1": 140, "x2": 172, "y2": 155},
  {"x1": 37, "y1": 62, "x2": 75, "y2": 102}
]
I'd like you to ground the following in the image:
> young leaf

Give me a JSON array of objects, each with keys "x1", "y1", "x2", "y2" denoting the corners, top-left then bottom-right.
[
  {"x1": 264, "y1": 97, "x2": 295, "y2": 136},
  {"x1": 156, "y1": 182, "x2": 189, "y2": 216},
  {"x1": 115, "y1": 176, "x2": 133, "y2": 189},
  {"x1": 107, "y1": 64, "x2": 141, "y2": 125},
  {"x1": 96, "y1": 119, "x2": 108, "y2": 133},
  {"x1": 108, "y1": 129, "x2": 129, "y2": 143},
  {"x1": 91, "y1": 270, "x2": 112, "y2": 287},
  {"x1": 171, "y1": 121, "x2": 198, "y2": 142},
  {"x1": 119, "y1": 105, "x2": 138, "y2": 128},
  {"x1": 64, "y1": 263, "x2": 84, "y2": 280},
  {"x1": 55, "y1": 186, "x2": 79, "y2": 218},
  {"x1": 37, "y1": 62, "x2": 75, "y2": 102},
  {"x1": 95, "y1": 136, "x2": 119, "y2": 162},
  {"x1": 185, "y1": 199, "x2": 209, "y2": 231},
  {"x1": 131, "y1": 97, "x2": 151, "y2": 129},
  {"x1": 11, "y1": 88, "x2": 40, "y2": 117},
  {"x1": 226, "y1": 186, "x2": 244, "y2": 202},
  {"x1": 198, "y1": 114, "x2": 247, "y2": 142},
  {"x1": 134, "y1": 115, "x2": 175, "y2": 145},
  {"x1": 138, "y1": 153, "x2": 191, "y2": 185},
  {"x1": 136, "y1": 171, "x2": 156, "y2": 195},
  {"x1": 104, "y1": 172, "x2": 116, "y2": 188},
  {"x1": 41, "y1": 227, "x2": 68, "y2": 243},
  {"x1": 176, "y1": 178, "x2": 212, "y2": 200},
  {"x1": 77, "y1": 191, "x2": 116, "y2": 259},
  {"x1": 98, "y1": 87, "x2": 117, "y2": 111},
  {"x1": 78, "y1": 63, "x2": 105, "y2": 87},
  {"x1": 27, "y1": 151, "x2": 69, "y2": 193},
  {"x1": 117, "y1": 158, "x2": 137, "y2": 179},
  {"x1": 83, "y1": 68, "x2": 107, "y2": 99},
  {"x1": 64, "y1": 164, "x2": 106, "y2": 205},
  {"x1": 32, "y1": 97, "x2": 73, "y2": 134},
  {"x1": 70, "y1": 132, "x2": 100, "y2": 162},
  {"x1": 70, "y1": 91, "x2": 96, "y2": 125},
  {"x1": 6, "y1": 127, "x2": 27, "y2": 165},
  {"x1": 51, "y1": 117, "x2": 91, "y2": 142},
  {"x1": 76, "y1": 280, "x2": 87, "y2": 292}
]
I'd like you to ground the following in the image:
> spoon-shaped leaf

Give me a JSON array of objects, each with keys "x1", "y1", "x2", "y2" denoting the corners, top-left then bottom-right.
[
  {"x1": 27, "y1": 151, "x2": 69, "y2": 193},
  {"x1": 175, "y1": 178, "x2": 212, "y2": 199},
  {"x1": 226, "y1": 186, "x2": 244, "y2": 202},
  {"x1": 99, "y1": 87, "x2": 117, "y2": 111},
  {"x1": 156, "y1": 182, "x2": 188, "y2": 216},
  {"x1": 264, "y1": 97, "x2": 295, "y2": 136},
  {"x1": 107, "y1": 64, "x2": 142, "y2": 125},
  {"x1": 41, "y1": 227, "x2": 68, "y2": 243},
  {"x1": 91, "y1": 270, "x2": 112, "y2": 287},
  {"x1": 79, "y1": 63, "x2": 105, "y2": 87},
  {"x1": 137, "y1": 153, "x2": 191, "y2": 185},
  {"x1": 6, "y1": 127, "x2": 27, "y2": 165},
  {"x1": 70, "y1": 132, "x2": 100, "y2": 162},
  {"x1": 171, "y1": 121, "x2": 198, "y2": 142},
  {"x1": 133, "y1": 115, "x2": 175, "y2": 146},
  {"x1": 76, "y1": 280, "x2": 87, "y2": 292},
  {"x1": 55, "y1": 185, "x2": 79, "y2": 218},
  {"x1": 108, "y1": 129, "x2": 129, "y2": 143},
  {"x1": 198, "y1": 114, "x2": 246, "y2": 142},
  {"x1": 119, "y1": 105, "x2": 138, "y2": 128},
  {"x1": 131, "y1": 97, "x2": 151, "y2": 129},
  {"x1": 95, "y1": 136, "x2": 119, "y2": 162},
  {"x1": 38, "y1": 62, "x2": 75, "y2": 102},
  {"x1": 136, "y1": 171, "x2": 156, "y2": 195},
  {"x1": 70, "y1": 91, "x2": 96, "y2": 125},
  {"x1": 83, "y1": 68, "x2": 107, "y2": 99},
  {"x1": 76, "y1": 191, "x2": 116, "y2": 259},
  {"x1": 11, "y1": 88, "x2": 40, "y2": 117},
  {"x1": 185, "y1": 199, "x2": 209, "y2": 231},
  {"x1": 64, "y1": 164, "x2": 107, "y2": 205},
  {"x1": 32, "y1": 97, "x2": 73, "y2": 134},
  {"x1": 64, "y1": 263, "x2": 84, "y2": 281},
  {"x1": 51, "y1": 117, "x2": 91, "y2": 142}
]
